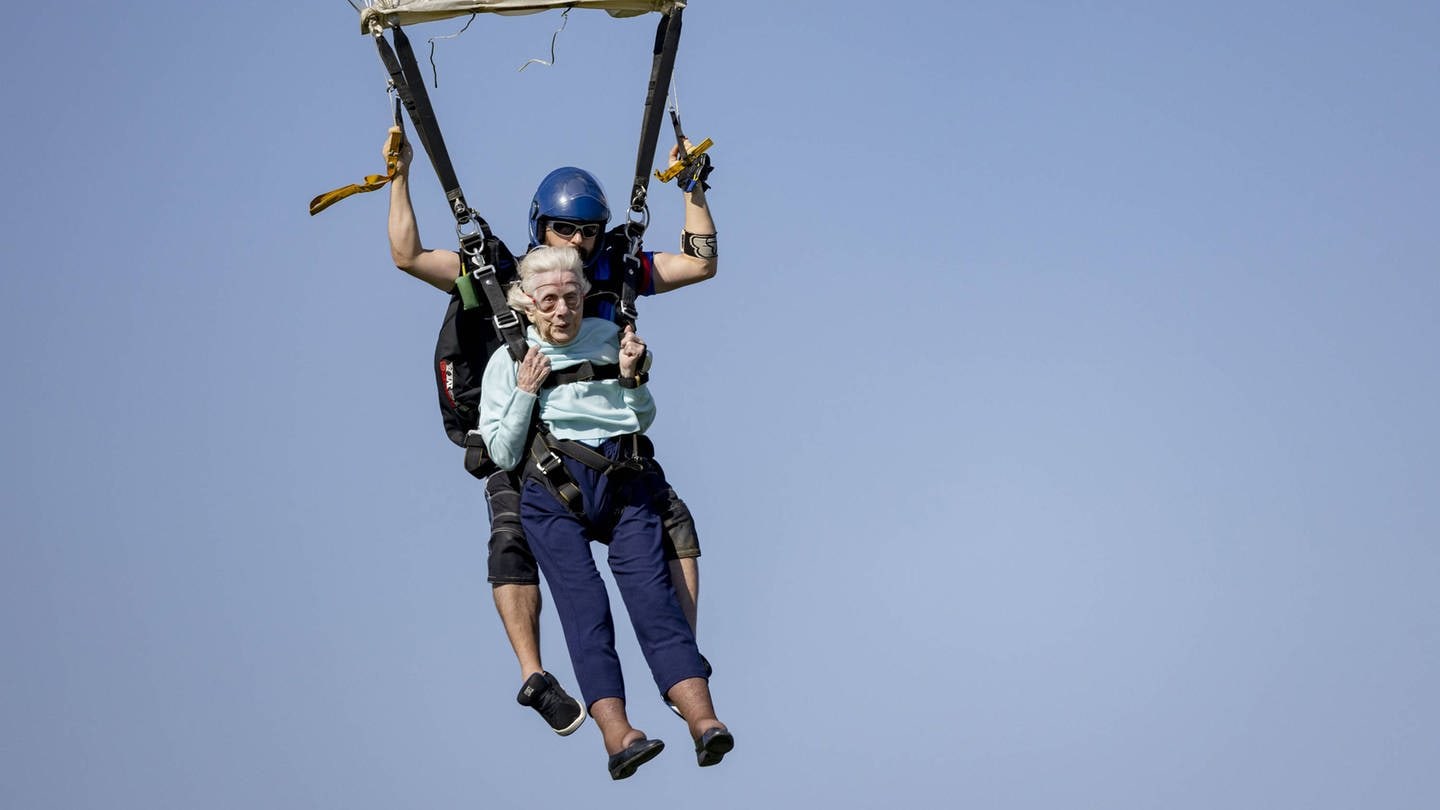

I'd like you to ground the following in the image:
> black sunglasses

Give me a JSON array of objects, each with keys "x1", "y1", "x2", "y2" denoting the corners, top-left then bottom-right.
[{"x1": 548, "y1": 220, "x2": 604, "y2": 239}]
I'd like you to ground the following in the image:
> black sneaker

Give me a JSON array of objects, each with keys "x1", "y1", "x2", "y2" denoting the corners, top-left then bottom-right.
[
  {"x1": 663, "y1": 654, "x2": 713, "y2": 719},
  {"x1": 517, "y1": 672, "x2": 585, "y2": 736}
]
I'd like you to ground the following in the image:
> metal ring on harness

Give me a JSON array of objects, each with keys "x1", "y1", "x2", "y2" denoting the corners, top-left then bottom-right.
[{"x1": 624, "y1": 203, "x2": 650, "y2": 231}]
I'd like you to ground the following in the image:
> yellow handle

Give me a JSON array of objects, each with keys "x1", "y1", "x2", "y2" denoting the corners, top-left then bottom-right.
[
  {"x1": 654, "y1": 137, "x2": 714, "y2": 184},
  {"x1": 309, "y1": 127, "x2": 404, "y2": 216}
]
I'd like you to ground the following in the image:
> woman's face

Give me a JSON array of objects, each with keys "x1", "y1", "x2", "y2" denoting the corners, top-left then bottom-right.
[{"x1": 526, "y1": 269, "x2": 584, "y2": 345}]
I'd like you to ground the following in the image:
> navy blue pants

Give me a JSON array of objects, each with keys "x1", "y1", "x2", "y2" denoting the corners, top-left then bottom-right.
[{"x1": 520, "y1": 438, "x2": 707, "y2": 708}]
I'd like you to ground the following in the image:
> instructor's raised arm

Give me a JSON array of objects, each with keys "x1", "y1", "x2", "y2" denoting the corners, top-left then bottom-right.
[
  {"x1": 651, "y1": 141, "x2": 718, "y2": 294},
  {"x1": 386, "y1": 128, "x2": 463, "y2": 292}
]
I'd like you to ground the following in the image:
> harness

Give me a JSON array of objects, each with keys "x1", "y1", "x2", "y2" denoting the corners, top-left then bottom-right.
[
  {"x1": 527, "y1": 432, "x2": 651, "y2": 521},
  {"x1": 523, "y1": 361, "x2": 655, "y2": 521}
]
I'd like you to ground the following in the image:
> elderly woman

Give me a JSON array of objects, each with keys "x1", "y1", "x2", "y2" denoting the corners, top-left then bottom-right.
[{"x1": 478, "y1": 245, "x2": 733, "y2": 780}]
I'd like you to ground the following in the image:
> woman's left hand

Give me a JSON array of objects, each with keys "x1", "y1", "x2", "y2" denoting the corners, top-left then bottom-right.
[{"x1": 619, "y1": 325, "x2": 647, "y2": 378}]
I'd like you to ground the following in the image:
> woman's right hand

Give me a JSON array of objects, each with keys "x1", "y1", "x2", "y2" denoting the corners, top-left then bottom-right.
[{"x1": 516, "y1": 346, "x2": 551, "y2": 394}]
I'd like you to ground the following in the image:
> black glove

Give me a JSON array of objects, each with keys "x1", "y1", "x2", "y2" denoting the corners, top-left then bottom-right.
[{"x1": 675, "y1": 152, "x2": 714, "y2": 193}]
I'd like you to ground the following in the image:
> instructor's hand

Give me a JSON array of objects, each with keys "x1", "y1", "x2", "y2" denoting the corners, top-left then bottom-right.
[
  {"x1": 668, "y1": 138, "x2": 696, "y2": 165},
  {"x1": 386, "y1": 126, "x2": 413, "y2": 175}
]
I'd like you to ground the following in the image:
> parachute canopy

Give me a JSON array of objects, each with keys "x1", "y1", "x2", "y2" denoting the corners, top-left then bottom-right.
[{"x1": 360, "y1": 0, "x2": 684, "y2": 32}]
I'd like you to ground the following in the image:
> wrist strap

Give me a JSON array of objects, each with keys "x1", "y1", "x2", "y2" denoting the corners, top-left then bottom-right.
[{"x1": 618, "y1": 371, "x2": 650, "y2": 389}]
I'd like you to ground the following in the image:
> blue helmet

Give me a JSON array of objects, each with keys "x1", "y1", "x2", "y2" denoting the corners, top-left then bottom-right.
[{"x1": 528, "y1": 167, "x2": 611, "y2": 247}]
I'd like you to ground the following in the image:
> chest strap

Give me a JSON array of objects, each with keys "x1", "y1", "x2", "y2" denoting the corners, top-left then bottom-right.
[
  {"x1": 541, "y1": 360, "x2": 649, "y2": 389},
  {"x1": 542, "y1": 362, "x2": 622, "y2": 388}
]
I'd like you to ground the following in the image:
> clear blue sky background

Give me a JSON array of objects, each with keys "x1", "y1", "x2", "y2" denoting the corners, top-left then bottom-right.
[{"x1": 4, "y1": 1, "x2": 1438, "y2": 807}]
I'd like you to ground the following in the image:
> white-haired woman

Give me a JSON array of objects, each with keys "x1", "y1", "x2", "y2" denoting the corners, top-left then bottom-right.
[{"x1": 478, "y1": 245, "x2": 732, "y2": 780}]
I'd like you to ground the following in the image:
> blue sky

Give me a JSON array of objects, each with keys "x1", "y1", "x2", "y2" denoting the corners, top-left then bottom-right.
[{"x1": 3, "y1": 1, "x2": 1438, "y2": 807}]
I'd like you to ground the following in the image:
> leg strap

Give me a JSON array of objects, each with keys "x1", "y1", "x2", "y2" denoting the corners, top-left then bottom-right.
[{"x1": 524, "y1": 433, "x2": 650, "y2": 520}]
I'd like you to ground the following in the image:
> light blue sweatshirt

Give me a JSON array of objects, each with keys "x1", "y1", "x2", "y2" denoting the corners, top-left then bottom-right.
[{"x1": 479, "y1": 318, "x2": 656, "y2": 471}]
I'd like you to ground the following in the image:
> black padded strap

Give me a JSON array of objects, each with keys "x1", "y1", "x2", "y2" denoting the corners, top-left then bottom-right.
[
  {"x1": 459, "y1": 430, "x2": 499, "y2": 480},
  {"x1": 527, "y1": 433, "x2": 585, "y2": 516},
  {"x1": 541, "y1": 362, "x2": 623, "y2": 388}
]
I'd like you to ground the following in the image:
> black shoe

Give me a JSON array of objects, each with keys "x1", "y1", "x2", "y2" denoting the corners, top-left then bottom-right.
[
  {"x1": 516, "y1": 672, "x2": 585, "y2": 736},
  {"x1": 608, "y1": 737, "x2": 665, "y2": 780},
  {"x1": 663, "y1": 654, "x2": 714, "y2": 719},
  {"x1": 694, "y1": 727, "x2": 734, "y2": 767}
]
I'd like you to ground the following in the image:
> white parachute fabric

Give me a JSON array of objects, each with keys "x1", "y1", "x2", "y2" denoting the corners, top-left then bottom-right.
[{"x1": 360, "y1": 0, "x2": 683, "y2": 32}]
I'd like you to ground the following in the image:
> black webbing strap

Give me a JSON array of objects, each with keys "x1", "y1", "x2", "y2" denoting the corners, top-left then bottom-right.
[
  {"x1": 462, "y1": 431, "x2": 493, "y2": 480},
  {"x1": 373, "y1": 27, "x2": 460, "y2": 196},
  {"x1": 373, "y1": 23, "x2": 528, "y2": 362},
  {"x1": 551, "y1": 433, "x2": 645, "y2": 474},
  {"x1": 526, "y1": 432, "x2": 648, "y2": 519},
  {"x1": 628, "y1": 9, "x2": 684, "y2": 223},
  {"x1": 616, "y1": 7, "x2": 686, "y2": 326},
  {"x1": 527, "y1": 433, "x2": 585, "y2": 515},
  {"x1": 541, "y1": 361, "x2": 622, "y2": 388}
]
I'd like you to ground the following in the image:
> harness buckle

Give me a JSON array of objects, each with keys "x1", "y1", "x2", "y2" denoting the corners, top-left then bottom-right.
[
  {"x1": 618, "y1": 435, "x2": 647, "y2": 472},
  {"x1": 536, "y1": 450, "x2": 566, "y2": 477},
  {"x1": 465, "y1": 248, "x2": 494, "y2": 277},
  {"x1": 492, "y1": 307, "x2": 521, "y2": 333}
]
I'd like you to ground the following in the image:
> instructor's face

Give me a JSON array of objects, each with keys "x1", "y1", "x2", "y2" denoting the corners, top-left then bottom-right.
[{"x1": 543, "y1": 221, "x2": 601, "y2": 259}]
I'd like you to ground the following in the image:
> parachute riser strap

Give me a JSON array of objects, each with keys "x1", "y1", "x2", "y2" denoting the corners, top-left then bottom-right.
[
  {"x1": 373, "y1": 25, "x2": 491, "y2": 254},
  {"x1": 616, "y1": 9, "x2": 685, "y2": 326},
  {"x1": 627, "y1": 8, "x2": 685, "y2": 227},
  {"x1": 372, "y1": 24, "x2": 463, "y2": 194},
  {"x1": 374, "y1": 22, "x2": 527, "y2": 361}
]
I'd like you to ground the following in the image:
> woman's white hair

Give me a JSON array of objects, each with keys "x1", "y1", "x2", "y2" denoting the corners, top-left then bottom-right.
[{"x1": 505, "y1": 245, "x2": 591, "y2": 312}]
